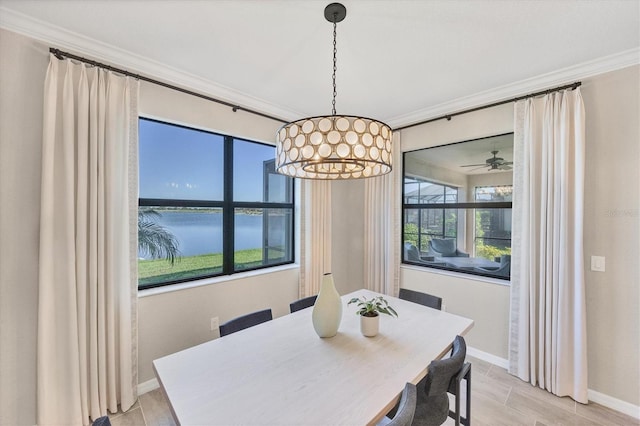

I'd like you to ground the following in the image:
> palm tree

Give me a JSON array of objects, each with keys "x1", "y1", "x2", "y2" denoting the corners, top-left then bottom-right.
[{"x1": 138, "y1": 209, "x2": 180, "y2": 265}]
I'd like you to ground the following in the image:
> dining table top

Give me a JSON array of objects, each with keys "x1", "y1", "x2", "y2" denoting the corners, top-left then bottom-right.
[{"x1": 153, "y1": 289, "x2": 474, "y2": 426}]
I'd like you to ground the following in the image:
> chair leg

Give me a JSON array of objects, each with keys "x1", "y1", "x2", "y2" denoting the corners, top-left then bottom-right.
[
  {"x1": 462, "y1": 365, "x2": 471, "y2": 426},
  {"x1": 449, "y1": 362, "x2": 472, "y2": 426},
  {"x1": 454, "y1": 378, "x2": 461, "y2": 426}
]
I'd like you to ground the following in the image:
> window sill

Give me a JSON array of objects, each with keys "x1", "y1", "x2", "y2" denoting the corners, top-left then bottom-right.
[
  {"x1": 401, "y1": 263, "x2": 511, "y2": 287},
  {"x1": 138, "y1": 263, "x2": 300, "y2": 298}
]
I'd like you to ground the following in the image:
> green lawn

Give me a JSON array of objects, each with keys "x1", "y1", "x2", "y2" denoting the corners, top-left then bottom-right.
[{"x1": 138, "y1": 248, "x2": 282, "y2": 286}]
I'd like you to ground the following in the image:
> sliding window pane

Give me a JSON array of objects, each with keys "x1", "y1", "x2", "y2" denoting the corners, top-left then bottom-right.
[
  {"x1": 138, "y1": 206, "x2": 223, "y2": 287},
  {"x1": 139, "y1": 119, "x2": 224, "y2": 201},
  {"x1": 474, "y1": 208, "x2": 512, "y2": 260},
  {"x1": 234, "y1": 208, "x2": 293, "y2": 271},
  {"x1": 265, "y1": 208, "x2": 293, "y2": 265},
  {"x1": 403, "y1": 208, "x2": 420, "y2": 249},
  {"x1": 444, "y1": 208, "x2": 459, "y2": 238},
  {"x1": 234, "y1": 139, "x2": 292, "y2": 203},
  {"x1": 422, "y1": 209, "x2": 444, "y2": 238},
  {"x1": 404, "y1": 178, "x2": 421, "y2": 203},
  {"x1": 444, "y1": 186, "x2": 458, "y2": 203}
]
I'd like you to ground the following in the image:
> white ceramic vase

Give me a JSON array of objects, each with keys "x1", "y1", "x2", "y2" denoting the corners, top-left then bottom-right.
[
  {"x1": 312, "y1": 273, "x2": 342, "y2": 338},
  {"x1": 360, "y1": 314, "x2": 379, "y2": 337}
]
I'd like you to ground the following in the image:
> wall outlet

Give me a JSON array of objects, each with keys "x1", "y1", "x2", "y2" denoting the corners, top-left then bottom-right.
[
  {"x1": 210, "y1": 317, "x2": 219, "y2": 331},
  {"x1": 591, "y1": 256, "x2": 606, "y2": 272}
]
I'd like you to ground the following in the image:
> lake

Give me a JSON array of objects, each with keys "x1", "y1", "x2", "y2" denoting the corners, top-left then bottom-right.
[{"x1": 138, "y1": 209, "x2": 287, "y2": 259}]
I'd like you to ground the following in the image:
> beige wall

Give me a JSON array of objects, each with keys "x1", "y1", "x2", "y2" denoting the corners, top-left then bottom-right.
[
  {"x1": 582, "y1": 65, "x2": 639, "y2": 406},
  {"x1": 398, "y1": 66, "x2": 640, "y2": 407},
  {"x1": 467, "y1": 171, "x2": 513, "y2": 198},
  {"x1": 405, "y1": 156, "x2": 468, "y2": 188},
  {"x1": 138, "y1": 269, "x2": 299, "y2": 382}
]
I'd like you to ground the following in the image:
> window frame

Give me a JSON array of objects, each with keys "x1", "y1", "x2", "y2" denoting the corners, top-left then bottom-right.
[
  {"x1": 401, "y1": 135, "x2": 513, "y2": 281},
  {"x1": 138, "y1": 117, "x2": 295, "y2": 290}
]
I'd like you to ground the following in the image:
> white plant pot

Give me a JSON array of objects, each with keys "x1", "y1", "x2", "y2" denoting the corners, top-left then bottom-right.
[
  {"x1": 312, "y1": 273, "x2": 342, "y2": 338},
  {"x1": 360, "y1": 314, "x2": 380, "y2": 337}
]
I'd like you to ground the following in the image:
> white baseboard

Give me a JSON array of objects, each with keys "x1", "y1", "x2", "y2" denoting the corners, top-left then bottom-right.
[
  {"x1": 467, "y1": 346, "x2": 640, "y2": 420},
  {"x1": 138, "y1": 378, "x2": 160, "y2": 395},
  {"x1": 588, "y1": 389, "x2": 640, "y2": 420},
  {"x1": 467, "y1": 346, "x2": 509, "y2": 369}
]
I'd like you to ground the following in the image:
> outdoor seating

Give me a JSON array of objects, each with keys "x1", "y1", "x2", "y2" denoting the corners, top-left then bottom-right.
[
  {"x1": 427, "y1": 239, "x2": 469, "y2": 258},
  {"x1": 475, "y1": 254, "x2": 511, "y2": 277}
]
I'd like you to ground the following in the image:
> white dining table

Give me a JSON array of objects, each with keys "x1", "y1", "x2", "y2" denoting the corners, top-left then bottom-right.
[{"x1": 153, "y1": 289, "x2": 474, "y2": 426}]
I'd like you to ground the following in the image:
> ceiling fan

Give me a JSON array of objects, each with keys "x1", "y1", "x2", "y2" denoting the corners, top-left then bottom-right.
[{"x1": 461, "y1": 150, "x2": 513, "y2": 171}]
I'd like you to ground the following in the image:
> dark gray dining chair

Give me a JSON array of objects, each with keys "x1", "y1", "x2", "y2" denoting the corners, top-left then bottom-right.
[
  {"x1": 219, "y1": 309, "x2": 273, "y2": 337},
  {"x1": 92, "y1": 416, "x2": 111, "y2": 426},
  {"x1": 399, "y1": 288, "x2": 442, "y2": 310},
  {"x1": 289, "y1": 295, "x2": 318, "y2": 313},
  {"x1": 377, "y1": 382, "x2": 417, "y2": 426},
  {"x1": 413, "y1": 335, "x2": 471, "y2": 426}
]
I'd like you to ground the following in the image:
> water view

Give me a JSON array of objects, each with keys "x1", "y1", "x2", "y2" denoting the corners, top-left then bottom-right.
[{"x1": 138, "y1": 209, "x2": 287, "y2": 259}]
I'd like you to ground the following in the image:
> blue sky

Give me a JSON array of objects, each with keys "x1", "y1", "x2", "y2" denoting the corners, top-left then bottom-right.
[{"x1": 139, "y1": 119, "x2": 281, "y2": 202}]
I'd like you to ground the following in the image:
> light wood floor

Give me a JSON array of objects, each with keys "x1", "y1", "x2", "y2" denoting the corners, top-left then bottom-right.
[{"x1": 109, "y1": 356, "x2": 638, "y2": 426}]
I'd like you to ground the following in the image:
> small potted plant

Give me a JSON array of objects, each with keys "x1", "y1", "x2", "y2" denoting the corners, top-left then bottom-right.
[{"x1": 348, "y1": 295, "x2": 398, "y2": 337}]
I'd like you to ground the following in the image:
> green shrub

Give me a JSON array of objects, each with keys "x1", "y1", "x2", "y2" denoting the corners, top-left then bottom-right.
[{"x1": 475, "y1": 244, "x2": 511, "y2": 261}]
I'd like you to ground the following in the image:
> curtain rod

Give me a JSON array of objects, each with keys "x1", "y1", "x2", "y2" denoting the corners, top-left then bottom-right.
[
  {"x1": 49, "y1": 48, "x2": 289, "y2": 124},
  {"x1": 395, "y1": 81, "x2": 582, "y2": 131},
  {"x1": 50, "y1": 48, "x2": 581, "y2": 131}
]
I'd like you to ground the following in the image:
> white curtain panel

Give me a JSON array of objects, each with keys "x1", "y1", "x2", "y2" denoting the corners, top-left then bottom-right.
[
  {"x1": 38, "y1": 55, "x2": 139, "y2": 425},
  {"x1": 509, "y1": 88, "x2": 587, "y2": 403},
  {"x1": 364, "y1": 132, "x2": 402, "y2": 296},
  {"x1": 298, "y1": 180, "x2": 332, "y2": 297}
]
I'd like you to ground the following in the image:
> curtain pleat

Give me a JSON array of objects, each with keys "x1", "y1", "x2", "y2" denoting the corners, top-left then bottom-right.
[
  {"x1": 38, "y1": 55, "x2": 139, "y2": 425},
  {"x1": 363, "y1": 132, "x2": 401, "y2": 296},
  {"x1": 509, "y1": 88, "x2": 587, "y2": 403},
  {"x1": 299, "y1": 180, "x2": 332, "y2": 297}
]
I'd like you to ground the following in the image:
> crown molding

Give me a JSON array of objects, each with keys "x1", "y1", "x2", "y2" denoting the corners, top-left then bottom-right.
[
  {"x1": 0, "y1": 6, "x2": 303, "y2": 122},
  {"x1": 387, "y1": 47, "x2": 640, "y2": 129},
  {"x1": 2, "y1": 6, "x2": 638, "y2": 129}
]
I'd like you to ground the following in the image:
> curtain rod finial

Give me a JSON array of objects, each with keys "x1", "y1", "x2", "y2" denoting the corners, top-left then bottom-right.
[{"x1": 50, "y1": 48, "x2": 64, "y2": 60}]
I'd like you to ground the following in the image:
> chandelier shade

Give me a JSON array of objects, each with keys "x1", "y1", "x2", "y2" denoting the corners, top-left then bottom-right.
[
  {"x1": 275, "y1": 3, "x2": 392, "y2": 180},
  {"x1": 276, "y1": 115, "x2": 392, "y2": 179}
]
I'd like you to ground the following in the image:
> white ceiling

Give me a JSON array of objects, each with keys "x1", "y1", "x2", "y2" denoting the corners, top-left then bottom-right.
[
  {"x1": 1, "y1": 0, "x2": 638, "y2": 128},
  {"x1": 407, "y1": 133, "x2": 514, "y2": 175}
]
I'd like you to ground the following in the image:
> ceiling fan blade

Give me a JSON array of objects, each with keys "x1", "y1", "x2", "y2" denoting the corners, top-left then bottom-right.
[
  {"x1": 499, "y1": 164, "x2": 513, "y2": 170},
  {"x1": 460, "y1": 163, "x2": 487, "y2": 167}
]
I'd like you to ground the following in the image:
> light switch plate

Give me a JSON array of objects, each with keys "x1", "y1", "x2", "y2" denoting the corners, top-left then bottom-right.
[{"x1": 591, "y1": 256, "x2": 605, "y2": 272}]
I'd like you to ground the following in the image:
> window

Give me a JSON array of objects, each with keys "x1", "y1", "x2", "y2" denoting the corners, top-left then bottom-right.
[
  {"x1": 402, "y1": 133, "x2": 513, "y2": 280},
  {"x1": 474, "y1": 186, "x2": 512, "y2": 260},
  {"x1": 403, "y1": 179, "x2": 458, "y2": 253},
  {"x1": 138, "y1": 118, "x2": 294, "y2": 289}
]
